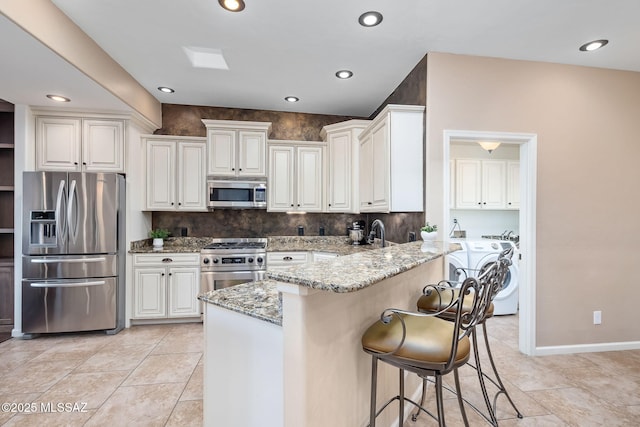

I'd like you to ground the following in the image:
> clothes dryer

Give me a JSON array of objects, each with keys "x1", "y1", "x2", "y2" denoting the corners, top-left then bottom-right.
[
  {"x1": 446, "y1": 239, "x2": 469, "y2": 283},
  {"x1": 466, "y1": 239, "x2": 519, "y2": 315}
]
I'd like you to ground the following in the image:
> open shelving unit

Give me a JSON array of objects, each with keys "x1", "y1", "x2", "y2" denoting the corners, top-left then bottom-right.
[{"x1": 0, "y1": 100, "x2": 15, "y2": 335}]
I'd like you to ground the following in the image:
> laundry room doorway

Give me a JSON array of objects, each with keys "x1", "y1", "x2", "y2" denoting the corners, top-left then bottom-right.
[{"x1": 442, "y1": 130, "x2": 537, "y2": 356}]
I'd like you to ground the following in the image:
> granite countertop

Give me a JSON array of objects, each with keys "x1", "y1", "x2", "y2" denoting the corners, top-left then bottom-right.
[
  {"x1": 201, "y1": 240, "x2": 461, "y2": 325},
  {"x1": 267, "y1": 241, "x2": 458, "y2": 293},
  {"x1": 129, "y1": 237, "x2": 214, "y2": 253},
  {"x1": 129, "y1": 235, "x2": 385, "y2": 254}
]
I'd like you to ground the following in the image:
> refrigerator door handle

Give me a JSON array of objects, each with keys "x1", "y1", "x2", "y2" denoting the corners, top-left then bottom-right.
[
  {"x1": 55, "y1": 179, "x2": 67, "y2": 240},
  {"x1": 30, "y1": 280, "x2": 107, "y2": 288},
  {"x1": 67, "y1": 179, "x2": 78, "y2": 242},
  {"x1": 30, "y1": 257, "x2": 107, "y2": 264}
]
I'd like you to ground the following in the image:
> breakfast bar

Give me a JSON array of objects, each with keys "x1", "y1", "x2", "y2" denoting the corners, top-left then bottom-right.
[{"x1": 200, "y1": 240, "x2": 459, "y2": 427}]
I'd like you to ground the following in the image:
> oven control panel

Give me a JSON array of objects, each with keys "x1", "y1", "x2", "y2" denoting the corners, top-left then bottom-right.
[{"x1": 200, "y1": 254, "x2": 265, "y2": 271}]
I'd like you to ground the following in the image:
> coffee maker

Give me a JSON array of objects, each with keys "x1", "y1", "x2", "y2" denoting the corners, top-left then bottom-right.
[{"x1": 348, "y1": 220, "x2": 368, "y2": 245}]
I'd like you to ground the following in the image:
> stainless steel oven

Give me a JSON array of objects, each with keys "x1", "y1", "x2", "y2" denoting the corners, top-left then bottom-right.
[
  {"x1": 200, "y1": 238, "x2": 267, "y2": 292},
  {"x1": 207, "y1": 179, "x2": 267, "y2": 209},
  {"x1": 201, "y1": 270, "x2": 266, "y2": 293}
]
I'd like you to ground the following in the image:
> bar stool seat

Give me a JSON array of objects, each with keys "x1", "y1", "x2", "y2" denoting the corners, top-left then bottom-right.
[
  {"x1": 413, "y1": 247, "x2": 522, "y2": 425},
  {"x1": 361, "y1": 266, "x2": 498, "y2": 427}
]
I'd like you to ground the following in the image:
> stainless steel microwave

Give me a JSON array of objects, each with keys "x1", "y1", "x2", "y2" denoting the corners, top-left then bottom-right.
[{"x1": 207, "y1": 179, "x2": 267, "y2": 209}]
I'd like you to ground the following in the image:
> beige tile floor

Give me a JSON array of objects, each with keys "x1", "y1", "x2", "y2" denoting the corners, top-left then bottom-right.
[
  {"x1": 402, "y1": 314, "x2": 640, "y2": 426},
  {"x1": 0, "y1": 323, "x2": 203, "y2": 426},
  {"x1": 1, "y1": 315, "x2": 640, "y2": 426}
]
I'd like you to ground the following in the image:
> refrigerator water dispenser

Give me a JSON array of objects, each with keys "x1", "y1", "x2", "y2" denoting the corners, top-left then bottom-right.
[{"x1": 30, "y1": 210, "x2": 57, "y2": 247}]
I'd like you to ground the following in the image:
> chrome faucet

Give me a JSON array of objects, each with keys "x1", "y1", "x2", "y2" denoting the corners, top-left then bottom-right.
[{"x1": 368, "y1": 219, "x2": 386, "y2": 247}]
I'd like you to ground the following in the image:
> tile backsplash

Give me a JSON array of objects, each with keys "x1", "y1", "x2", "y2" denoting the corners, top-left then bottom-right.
[{"x1": 153, "y1": 211, "x2": 424, "y2": 244}]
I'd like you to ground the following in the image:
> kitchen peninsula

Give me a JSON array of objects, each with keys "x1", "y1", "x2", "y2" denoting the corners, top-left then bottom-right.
[{"x1": 199, "y1": 240, "x2": 459, "y2": 427}]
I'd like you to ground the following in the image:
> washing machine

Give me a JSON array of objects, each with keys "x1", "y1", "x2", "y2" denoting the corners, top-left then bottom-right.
[
  {"x1": 446, "y1": 239, "x2": 469, "y2": 283},
  {"x1": 466, "y1": 239, "x2": 519, "y2": 315}
]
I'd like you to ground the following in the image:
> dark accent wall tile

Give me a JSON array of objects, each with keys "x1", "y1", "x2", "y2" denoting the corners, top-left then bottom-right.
[
  {"x1": 153, "y1": 211, "x2": 424, "y2": 244},
  {"x1": 369, "y1": 54, "x2": 427, "y2": 119}
]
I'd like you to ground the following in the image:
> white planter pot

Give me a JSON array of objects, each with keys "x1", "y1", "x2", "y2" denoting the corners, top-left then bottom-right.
[
  {"x1": 420, "y1": 231, "x2": 437, "y2": 241},
  {"x1": 153, "y1": 238, "x2": 164, "y2": 250}
]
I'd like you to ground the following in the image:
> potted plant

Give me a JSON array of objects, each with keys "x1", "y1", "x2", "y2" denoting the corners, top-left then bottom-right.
[
  {"x1": 149, "y1": 228, "x2": 170, "y2": 250},
  {"x1": 420, "y1": 223, "x2": 438, "y2": 241}
]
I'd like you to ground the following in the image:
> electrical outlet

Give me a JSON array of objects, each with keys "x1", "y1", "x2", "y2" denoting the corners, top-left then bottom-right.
[
  {"x1": 593, "y1": 310, "x2": 602, "y2": 325},
  {"x1": 453, "y1": 218, "x2": 458, "y2": 224}
]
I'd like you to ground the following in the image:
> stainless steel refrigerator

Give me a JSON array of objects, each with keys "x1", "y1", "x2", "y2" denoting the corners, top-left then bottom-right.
[{"x1": 21, "y1": 172, "x2": 125, "y2": 335}]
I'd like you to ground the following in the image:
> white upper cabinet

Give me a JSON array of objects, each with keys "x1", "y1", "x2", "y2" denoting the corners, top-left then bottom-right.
[
  {"x1": 506, "y1": 160, "x2": 520, "y2": 209},
  {"x1": 455, "y1": 159, "x2": 507, "y2": 209},
  {"x1": 320, "y1": 120, "x2": 370, "y2": 213},
  {"x1": 36, "y1": 116, "x2": 124, "y2": 172},
  {"x1": 268, "y1": 142, "x2": 324, "y2": 212},
  {"x1": 145, "y1": 135, "x2": 207, "y2": 211},
  {"x1": 358, "y1": 105, "x2": 425, "y2": 213},
  {"x1": 202, "y1": 120, "x2": 271, "y2": 177}
]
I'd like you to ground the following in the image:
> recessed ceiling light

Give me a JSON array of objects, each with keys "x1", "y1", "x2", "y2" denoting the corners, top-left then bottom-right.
[
  {"x1": 335, "y1": 70, "x2": 354, "y2": 79},
  {"x1": 284, "y1": 96, "x2": 299, "y2": 103},
  {"x1": 46, "y1": 94, "x2": 70, "y2": 102},
  {"x1": 219, "y1": 0, "x2": 245, "y2": 12},
  {"x1": 579, "y1": 39, "x2": 609, "y2": 52},
  {"x1": 358, "y1": 11, "x2": 383, "y2": 27},
  {"x1": 158, "y1": 86, "x2": 175, "y2": 93}
]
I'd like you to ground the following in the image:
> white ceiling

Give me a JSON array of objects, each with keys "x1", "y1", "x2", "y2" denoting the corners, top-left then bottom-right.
[{"x1": 2, "y1": 0, "x2": 640, "y2": 118}]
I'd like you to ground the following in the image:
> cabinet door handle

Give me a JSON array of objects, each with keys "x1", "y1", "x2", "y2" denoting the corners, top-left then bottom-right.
[
  {"x1": 283, "y1": 256, "x2": 293, "y2": 261},
  {"x1": 162, "y1": 258, "x2": 173, "y2": 263}
]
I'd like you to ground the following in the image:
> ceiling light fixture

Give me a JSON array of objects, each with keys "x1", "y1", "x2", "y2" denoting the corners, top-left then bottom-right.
[
  {"x1": 219, "y1": 0, "x2": 245, "y2": 12},
  {"x1": 157, "y1": 86, "x2": 175, "y2": 93},
  {"x1": 46, "y1": 94, "x2": 70, "y2": 102},
  {"x1": 358, "y1": 11, "x2": 383, "y2": 27},
  {"x1": 478, "y1": 141, "x2": 501, "y2": 153},
  {"x1": 335, "y1": 70, "x2": 354, "y2": 79},
  {"x1": 579, "y1": 39, "x2": 609, "y2": 52},
  {"x1": 284, "y1": 96, "x2": 299, "y2": 103}
]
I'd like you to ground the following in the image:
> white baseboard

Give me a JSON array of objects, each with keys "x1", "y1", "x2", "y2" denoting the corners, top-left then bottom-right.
[{"x1": 535, "y1": 340, "x2": 640, "y2": 356}]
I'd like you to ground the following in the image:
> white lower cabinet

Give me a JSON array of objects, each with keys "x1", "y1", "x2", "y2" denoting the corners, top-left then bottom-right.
[
  {"x1": 132, "y1": 253, "x2": 201, "y2": 321},
  {"x1": 312, "y1": 252, "x2": 339, "y2": 262},
  {"x1": 266, "y1": 252, "x2": 310, "y2": 272}
]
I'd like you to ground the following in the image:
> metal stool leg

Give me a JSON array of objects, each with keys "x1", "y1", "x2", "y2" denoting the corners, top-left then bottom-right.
[
  {"x1": 370, "y1": 356, "x2": 378, "y2": 427},
  {"x1": 481, "y1": 321, "x2": 523, "y2": 419},
  {"x1": 435, "y1": 374, "x2": 445, "y2": 427},
  {"x1": 472, "y1": 327, "x2": 499, "y2": 426},
  {"x1": 411, "y1": 377, "x2": 428, "y2": 421},
  {"x1": 453, "y1": 367, "x2": 470, "y2": 426},
  {"x1": 399, "y1": 368, "x2": 405, "y2": 424}
]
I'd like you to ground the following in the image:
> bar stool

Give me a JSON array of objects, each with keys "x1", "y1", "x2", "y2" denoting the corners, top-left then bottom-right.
[
  {"x1": 361, "y1": 263, "x2": 499, "y2": 426},
  {"x1": 414, "y1": 247, "x2": 522, "y2": 425}
]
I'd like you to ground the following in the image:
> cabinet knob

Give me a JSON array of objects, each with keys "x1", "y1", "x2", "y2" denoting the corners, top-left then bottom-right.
[
  {"x1": 239, "y1": 168, "x2": 242, "y2": 171},
  {"x1": 161, "y1": 273, "x2": 165, "y2": 276},
  {"x1": 169, "y1": 273, "x2": 172, "y2": 276},
  {"x1": 328, "y1": 204, "x2": 331, "y2": 207},
  {"x1": 171, "y1": 202, "x2": 174, "y2": 206},
  {"x1": 477, "y1": 202, "x2": 482, "y2": 205},
  {"x1": 178, "y1": 202, "x2": 182, "y2": 206},
  {"x1": 290, "y1": 204, "x2": 294, "y2": 207},
  {"x1": 232, "y1": 168, "x2": 235, "y2": 171},
  {"x1": 483, "y1": 202, "x2": 487, "y2": 205},
  {"x1": 82, "y1": 162, "x2": 87, "y2": 166},
  {"x1": 74, "y1": 162, "x2": 78, "y2": 165},
  {"x1": 508, "y1": 202, "x2": 512, "y2": 205},
  {"x1": 368, "y1": 202, "x2": 372, "y2": 205},
  {"x1": 297, "y1": 204, "x2": 300, "y2": 207}
]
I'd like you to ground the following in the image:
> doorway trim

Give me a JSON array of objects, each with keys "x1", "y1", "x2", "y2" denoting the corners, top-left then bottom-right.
[{"x1": 443, "y1": 130, "x2": 537, "y2": 356}]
